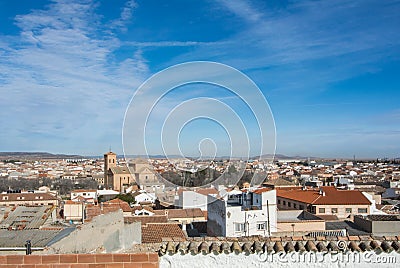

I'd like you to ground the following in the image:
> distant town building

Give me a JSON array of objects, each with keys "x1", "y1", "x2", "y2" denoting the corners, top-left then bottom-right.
[
  {"x1": 129, "y1": 159, "x2": 164, "y2": 194},
  {"x1": 0, "y1": 192, "x2": 60, "y2": 207},
  {"x1": 277, "y1": 186, "x2": 372, "y2": 218},
  {"x1": 70, "y1": 189, "x2": 97, "y2": 204}
]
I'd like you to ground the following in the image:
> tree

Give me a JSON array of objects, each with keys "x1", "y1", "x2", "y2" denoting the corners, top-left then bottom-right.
[{"x1": 115, "y1": 193, "x2": 135, "y2": 204}]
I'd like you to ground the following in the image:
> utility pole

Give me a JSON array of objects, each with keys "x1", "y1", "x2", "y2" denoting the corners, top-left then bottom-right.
[{"x1": 267, "y1": 200, "x2": 271, "y2": 236}]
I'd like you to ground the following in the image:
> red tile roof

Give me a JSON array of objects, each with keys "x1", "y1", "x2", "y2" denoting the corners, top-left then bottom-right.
[
  {"x1": 103, "y1": 198, "x2": 132, "y2": 212},
  {"x1": 141, "y1": 223, "x2": 186, "y2": 243},
  {"x1": 166, "y1": 208, "x2": 204, "y2": 219},
  {"x1": 252, "y1": 187, "x2": 273, "y2": 194},
  {"x1": 0, "y1": 193, "x2": 58, "y2": 202},
  {"x1": 125, "y1": 215, "x2": 168, "y2": 225},
  {"x1": 277, "y1": 186, "x2": 371, "y2": 205}
]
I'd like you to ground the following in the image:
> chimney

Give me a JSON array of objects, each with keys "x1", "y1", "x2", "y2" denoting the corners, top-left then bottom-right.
[{"x1": 319, "y1": 189, "x2": 325, "y2": 196}]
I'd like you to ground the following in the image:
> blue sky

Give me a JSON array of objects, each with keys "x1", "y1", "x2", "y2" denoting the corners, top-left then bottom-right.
[{"x1": 0, "y1": 0, "x2": 399, "y2": 158}]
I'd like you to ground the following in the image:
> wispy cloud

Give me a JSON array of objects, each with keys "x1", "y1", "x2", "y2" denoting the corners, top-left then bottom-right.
[
  {"x1": 109, "y1": 0, "x2": 137, "y2": 32},
  {"x1": 177, "y1": 0, "x2": 400, "y2": 91},
  {"x1": 0, "y1": 0, "x2": 147, "y2": 154},
  {"x1": 214, "y1": 0, "x2": 263, "y2": 24},
  {"x1": 123, "y1": 40, "x2": 229, "y2": 48}
]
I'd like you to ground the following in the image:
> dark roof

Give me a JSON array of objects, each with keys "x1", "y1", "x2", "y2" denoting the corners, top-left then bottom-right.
[
  {"x1": 0, "y1": 228, "x2": 74, "y2": 247},
  {"x1": 365, "y1": 215, "x2": 400, "y2": 221},
  {"x1": 0, "y1": 205, "x2": 54, "y2": 230},
  {"x1": 326, "y1": 220, "x2": 370, "y2": 236},
  {"x1": 316, "y1": 215, "x2": 340, "y2": 221}
]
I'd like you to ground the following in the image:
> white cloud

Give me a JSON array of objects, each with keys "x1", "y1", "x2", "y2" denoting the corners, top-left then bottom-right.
[
  {"x1": 0, "y1": 0, "x2": 148, "y2": 155},
  {"x1": 109, "y1": 0, "x2": 137, "y2": 32},
  {"x1": 215, "y1": 0, "x2": 263, "y2": 24},
  {"x1": 175, "y1": 0, "x2": 400, "y2": 92}
]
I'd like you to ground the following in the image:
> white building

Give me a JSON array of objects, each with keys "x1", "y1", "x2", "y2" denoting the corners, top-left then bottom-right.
[
  {"x1": 207, "y1": 187, "x2": 277, "y2": 237},
  {"x1": 132, "y1": 191, "x2": 156, "y2": 204},
  {"x1": 176, "y1": 187, "x2": 218, "y2": 211},
  {"x1": 63, "y1": 200, "x2": 85, "y2": 223},
  {"x1": 70, "y1": 190, "x2": 97, "y2": 204}
]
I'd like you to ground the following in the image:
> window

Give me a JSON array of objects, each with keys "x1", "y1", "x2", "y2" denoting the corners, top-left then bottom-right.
[
  {"x1": 293, "y1": 204, "x2": 297, "y2": 209},
  {"x1": 288, "y1": 202, "x2": 291, "y2": 207},
  {"x1": 3, "y1": 196, "x2": 8, "y2": 200},
  {"x1": 345, "y1": 208, "x2": 352, "y2": 213},
  {"x1": 235, "y1": 223, "x2": 245, "y2": 232},
  {"x1": 283, "y1": 201, "x2": 286, "y2": 206},
  {"x1": 278, "y1": 200, "x2": 281, "y2": 205},
  {"x1": 257, "y1": 223, "x2": 266, "y2": 230},
  {"x1": 331, "y1": 208, "x2": 338, "y2": 214},
  {"x1": 319, "y1": 208, "x2": 325, "y2": 213},
  {"x1": 358, "y1": 208, "x2": 367, "y2": 213},
  {"x1": 299, "y1": 205, "x2": 304, "y2": 210}
]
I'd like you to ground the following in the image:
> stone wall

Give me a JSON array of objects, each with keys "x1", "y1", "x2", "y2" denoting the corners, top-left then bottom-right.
[{"x1": 46, "y1": 210, "x2": 141, "y2": 254}]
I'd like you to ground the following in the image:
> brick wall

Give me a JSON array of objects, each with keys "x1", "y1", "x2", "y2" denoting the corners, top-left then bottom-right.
[{"x1": 0, "y1": 253, "x2": 158, "y2": 268}]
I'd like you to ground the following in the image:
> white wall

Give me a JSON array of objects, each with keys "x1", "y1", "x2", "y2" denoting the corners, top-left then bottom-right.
[
  {"x1": 160, "y1": 252, "x2": 399, "y2": 268},
  {"x1": 179, "y1": 191, "x2": 208, "y2": 210},
  {"x1": 64, "y1": 203, "x2": 84, "y2": 221},
  {"x1": 71, "y1": 191, "x2": 96, "y2": 201},
  {"x1": 207, "y1": 189, "x2": 277, "y2": 237}
]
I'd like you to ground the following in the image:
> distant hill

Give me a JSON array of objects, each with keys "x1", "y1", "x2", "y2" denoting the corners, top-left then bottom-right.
[
  {"x1": 255, "y1": 154, "x2": 316, "y2": 160},
  {"x1": 0, "y1": 152, "x2": 83, "y2": 160}
]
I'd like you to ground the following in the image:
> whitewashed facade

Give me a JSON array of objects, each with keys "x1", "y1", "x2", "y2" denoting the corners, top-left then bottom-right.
[{"x1": 207, "y1": 188, "x2": 277, "y2": 237}]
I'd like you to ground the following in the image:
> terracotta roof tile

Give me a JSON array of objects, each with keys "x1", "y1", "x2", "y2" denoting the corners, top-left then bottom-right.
[
  {"x1": 277, "y1": 186, "x2": 371, "y2": 205},
  {"x1": 167, "y1": 208, "x2": 204, "y2": 219},
  {"x1": 125, "y1": 215, "x2": 168, "y2": 225},
  {"x1": 157, "y1": 236, "x2": 400, "y2": 255},
  {"x1": 252, "y1": 188, "x2": 273, "y2": 194},
  {"x1": 103, "y1": 198, "x2": 132, "y2": 212},
  {"x1": 141, "y1": 223, "x2": 186, "y2": 243}
]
